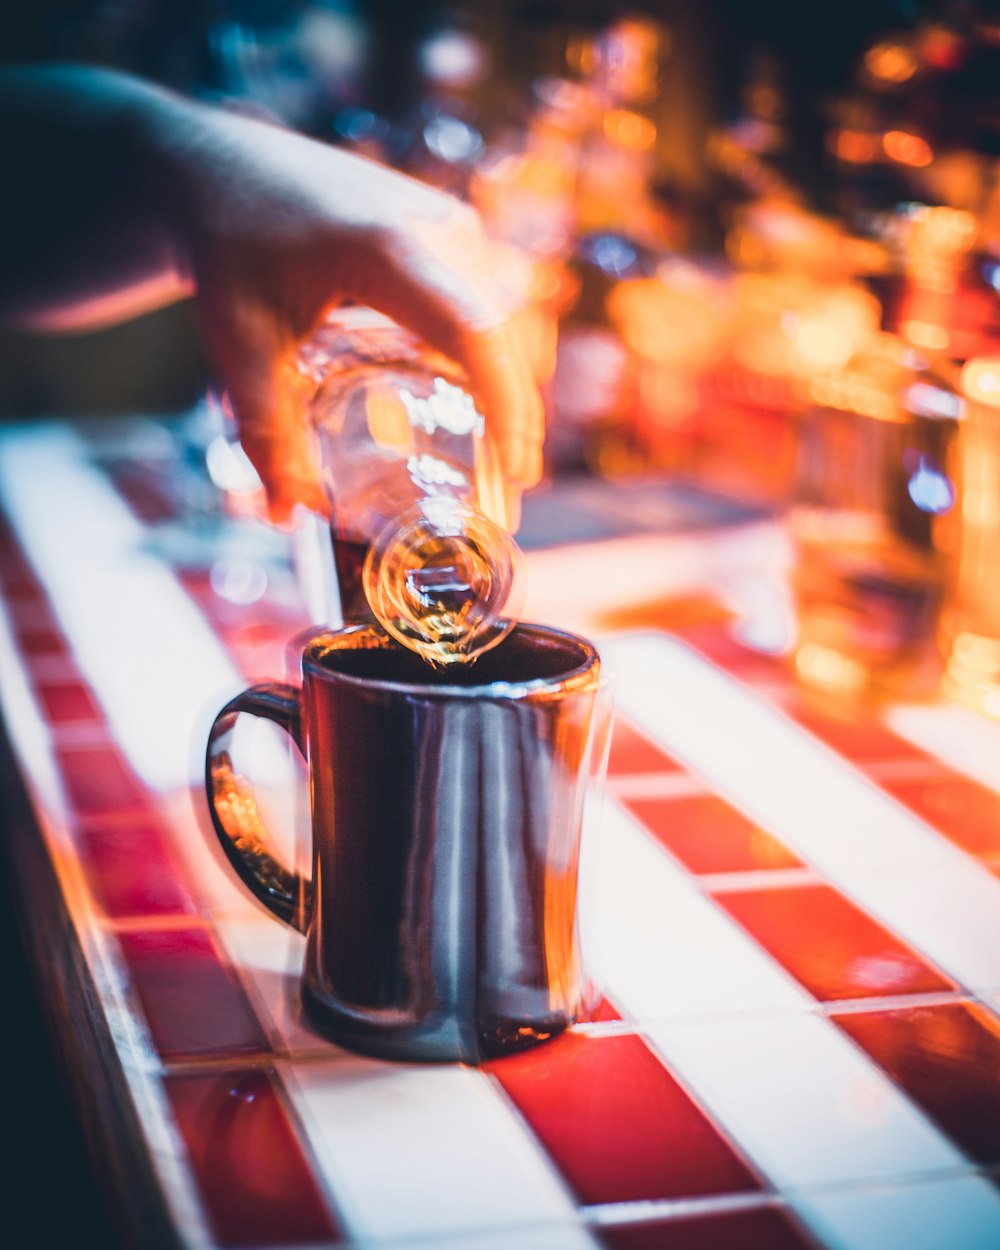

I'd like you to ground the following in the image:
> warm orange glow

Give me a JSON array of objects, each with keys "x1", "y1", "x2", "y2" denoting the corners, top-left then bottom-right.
[
  {"x1": 882, "y1": 130, "x2": 933, "y2": 168},
  {"x1": 795, "y1": 642, "x2": 868, "y2": 694},
  {"x1": 901, "y1": 320, "x2": 950, "y2": 351},
  {"x1": 864, "y1": 41, "x2": 919, "y2": 83},
  {"x1": 603, "y1": 108, "x2": 657, "y2": 151},
  {"x1": 919, "y1": 25, "x2": 965, "y2": 70},
  {"x1": 790, "y1": 286, "x2": 881, "y2": 373},
  {"x1": 608, "y1": 276, "x2": 729, "y2": 367},
  {"x1": 829, "y1": 129, "x2": 881, "y2": 164},
  {"x1": 959, "y1": 358, "x2": 1000, "y2": 409},
  {"x1": 794, "y1": 320, "x2": 855, "y2": 371}
]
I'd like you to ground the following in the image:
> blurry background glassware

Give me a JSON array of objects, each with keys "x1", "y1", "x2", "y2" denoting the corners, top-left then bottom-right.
[
  {"x1": 940, "y1": 356, "x2": 1000, "y2": 717},
  {"x1": 290, "y1": 308, "x2": 524, "y2": 667},
  {"x1": 789, "y1": 335, "x2": 960, "y2": 699}
]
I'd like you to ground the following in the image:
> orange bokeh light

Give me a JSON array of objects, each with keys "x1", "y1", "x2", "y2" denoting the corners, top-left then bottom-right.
[
  {"x1": 603, "y1": 109, "x2": 657, "y2": 152},
  {"x1": 830, "y1": 129, "x2": 881, "y2": 164},
  {"x1": 882, "y1": 130, "x2": 933, "y2": 168}
]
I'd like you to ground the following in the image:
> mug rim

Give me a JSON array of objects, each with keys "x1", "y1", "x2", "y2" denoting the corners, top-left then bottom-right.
[{"x1": 299, "y1": 622, "x2": 600, "y2": 700}]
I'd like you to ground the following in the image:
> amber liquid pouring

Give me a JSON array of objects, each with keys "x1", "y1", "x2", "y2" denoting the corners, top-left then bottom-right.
[{"x1": 331, "y1": 528, "x2": 503, "y2": 666}]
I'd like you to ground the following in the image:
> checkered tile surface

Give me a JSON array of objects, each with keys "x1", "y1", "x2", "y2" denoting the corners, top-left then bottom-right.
[{"x1": 0, "y1": 422, "x2": 998, "y2": 1250}]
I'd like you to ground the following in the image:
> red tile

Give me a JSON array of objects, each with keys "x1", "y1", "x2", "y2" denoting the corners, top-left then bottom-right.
[
  {"x1": 108, "y1": 464, "x2": 180, "y2": 524},
  {"x1": 488, "y1": 1033, "x2": 759, "y2": 1205},
  {"x1": 54, "y1": 745, "x2": 151, "y2": 815},
  {"x1": 876, "y1": 774, "x2": 1000, "y2": 860},
  {"x1": 77, "y1": 819, "x2": 196, "y2": 918},
  {"x1": 33, "y1": 680, "x2": 101, "y2": 723},
  {"x1": 608, "y1": 719, "x2": 682, "y2": 776},
  {"x1": 225, "y1": 621, "x2": 297, "y2": 681},
  {"x1": 15, "y1": 621, "x2": 65, "y2": 654},
  {"x1": 714, "y1": 885, "x2": 953, "y2": 1001},
  {"x1": 0, "y1": 555, "x2": 39, "y2": 596},
  {"x1": 622, "y1": 794, "x2": 800, "y2": 874},
  {"x1": 585, "y1": 996, "x2": 623, "y2": 1023},
  {"x1": 117, "y1": 927, "x2": 269, "y2": 1059},
  {"x1": 598, "y1": 1206, "x2": 818, "y2": 1250},
  {"x1": 165, "y1": 1069, "x2": 341, "y2": 1246},
  {"x1": 782, "y1": 698, "x2": 928, "y2": 764},
  {"x1": 833, "y1": 1002, "x2": 1000, "y2": 1166},
  {"x1": 680, "y1": 624, "x2": 794, "y2": 689}
]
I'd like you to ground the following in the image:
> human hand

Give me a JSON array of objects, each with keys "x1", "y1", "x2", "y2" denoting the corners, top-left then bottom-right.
[{"x1": 156, "y1": 104, "x2": 544, "y2": 522}]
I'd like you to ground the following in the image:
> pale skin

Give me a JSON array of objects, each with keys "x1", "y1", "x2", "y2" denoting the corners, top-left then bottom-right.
[{"x1": 0, "y1": 64, "x2": 544, "y2": 521}]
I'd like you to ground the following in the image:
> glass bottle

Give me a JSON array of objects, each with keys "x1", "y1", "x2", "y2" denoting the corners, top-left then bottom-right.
[{"x1": 292, "y1": 308, "x2": 524, "y2": 667}]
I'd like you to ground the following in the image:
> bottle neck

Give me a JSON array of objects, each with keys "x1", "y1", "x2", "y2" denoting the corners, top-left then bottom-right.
[{"x1": 363, "y1": 500, "x2": 523, "y2": 667}]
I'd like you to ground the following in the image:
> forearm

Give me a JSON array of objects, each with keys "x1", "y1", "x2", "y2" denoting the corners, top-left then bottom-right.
[{"x1": 0, "y1": 64, "x2": 196, "y2": 330}]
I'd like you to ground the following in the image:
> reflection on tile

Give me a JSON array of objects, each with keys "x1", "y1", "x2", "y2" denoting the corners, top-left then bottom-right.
[
  {"x1": 117, "y1": 926, "x2": 269, "y2": 1059},
  {"x1": 217, "y1": 919, "x2": 337, "y2": 1055},
  {"x1": 647, "y1": 1012, "x2": 967, "y2": 1189},
  {"x1": 877, "y1": 774, "x2": 1000, "y2": 860},
  {"x1": 836, "y1": 860, "x2": 1000, "y2": 992},
  {"x1": 165, "y1": 1068, "x2": 341, "y2": 1247},
  {"x1": 607, "y1": 719, "x2": 681, "y2": 777},
  {"x1": 622, "y1": 793, "x2": 800, "y2": 875},
  {"x1": 488, "y1": 1033, "x2": 759, "y2": 1206},
  {"x1": 283, "y1": 1058, "x2": 581, "y2": 1244},
  {"x1": 797, "y1": 1173, "x2": 1000, "y2": 1250},
  {"x1": 33, "y1": 679, "x2": 101, "y2": 723},
  {"x1": 596, "y1": 1205, "x2": 818, "y2": 1250},
  {"x1": 54, "y1": 744, "x2": 151, "y2": 816},
  {"x1": 714, "y1": 884, "x2": 953, "y2": 1001},
  {"x1": 832, "y1": 1002, "x2": 1000, "y2": 1165},
  {"x1": 76, "y1": 818, "x2": 195, "y2": 917}
]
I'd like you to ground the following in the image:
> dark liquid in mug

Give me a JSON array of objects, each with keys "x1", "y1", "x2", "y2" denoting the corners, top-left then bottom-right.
[{"x1": 311, "y1": 625, "x2": 589, "y2": 687}]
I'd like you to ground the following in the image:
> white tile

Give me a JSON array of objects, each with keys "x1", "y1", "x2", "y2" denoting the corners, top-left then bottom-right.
[
  {"x1": 603, "y1": 633, "x2": 1000, "y2": 991},
  {"x1": 281, "y1": 1059, "x2": 583, "y2": 1245},
  {"x1": 796, "y1": 1174, "x2": 1000, "y2": 1250},
  {"x1": 833, "y1": 861, "x2": 1000, "y2": 992},
  {"x1": 0, "y1": 424, "x2": 241, "y2": 792},
  {"x1": 645, "y1": 1014, "x2": 968, "y2": 1191},
  {"x1": 886, "y1": 702, "x2": 1000, "y2": 795},
  {"x1": 595, "y1": 802, "x2": 809, "y2": 1021}
]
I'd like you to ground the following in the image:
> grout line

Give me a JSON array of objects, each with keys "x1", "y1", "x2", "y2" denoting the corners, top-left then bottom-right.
[
  {"x1": 819, "y1": 990, "x2": 968, "y2": 1016},
  {"x1": 582, "y1": 1160, "x2": 995, "y2": 1230},
  {"x1": 582, "y1": 1188, "x2": 780, "y2": 1226},
  {"x1": 607, "y1": 772, "x2": 708, "y2": 798},
  {"x1": 699, "y1": 867, "x2": 822, "y2": 892}
]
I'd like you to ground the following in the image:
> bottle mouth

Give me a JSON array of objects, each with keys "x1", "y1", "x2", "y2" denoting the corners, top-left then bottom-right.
[{"x1": 363, "y1": 500, "x2": 523, "y2": 667}]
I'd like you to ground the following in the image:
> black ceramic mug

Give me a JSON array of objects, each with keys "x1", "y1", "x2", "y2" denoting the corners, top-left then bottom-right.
[{"x1": 205, "y1": 623, "x2": 611, "y2": 1063}]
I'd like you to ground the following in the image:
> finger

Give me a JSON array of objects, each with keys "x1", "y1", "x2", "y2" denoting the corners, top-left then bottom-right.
[
  {"x1": 205, "y1": 313, "x2": 327, "y2": 523},
  {"x1": 346, "y1": 244, "x2": 545, "y2": 489}
]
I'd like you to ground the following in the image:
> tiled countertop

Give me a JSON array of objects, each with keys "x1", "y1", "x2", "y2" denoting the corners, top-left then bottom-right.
[{"x1": 0, "y1": 418, "x2": 998, "y2": 1250}]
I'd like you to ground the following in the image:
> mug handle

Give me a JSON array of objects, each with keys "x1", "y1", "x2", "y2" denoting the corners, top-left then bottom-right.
[{"x1": 205, "y1": 683, "x2": 312, "y2": 934}]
